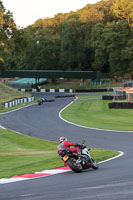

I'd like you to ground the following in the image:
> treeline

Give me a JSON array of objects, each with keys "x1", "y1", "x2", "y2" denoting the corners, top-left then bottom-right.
[{"x1": 0, "y1": 0, "x2": 133, "y2": 77}]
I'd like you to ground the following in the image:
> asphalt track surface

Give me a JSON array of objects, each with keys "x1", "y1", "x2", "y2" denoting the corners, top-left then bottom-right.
[{"x1": 0, "y1": 93, "x2": 133, "y2": 200}]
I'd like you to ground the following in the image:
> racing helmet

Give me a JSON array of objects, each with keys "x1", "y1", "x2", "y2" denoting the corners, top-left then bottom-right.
[{"x1": 59, "y1": 137, "x2": 67, "y2": 143}]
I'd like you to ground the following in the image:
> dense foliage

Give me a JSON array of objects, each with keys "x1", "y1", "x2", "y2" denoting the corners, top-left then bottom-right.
[
  {"x1": 0, "y1": 0, "x2": 16, "y2": 73},
  {"x1": 1, "y1": 0, "x2": 133, "y2": 77}
]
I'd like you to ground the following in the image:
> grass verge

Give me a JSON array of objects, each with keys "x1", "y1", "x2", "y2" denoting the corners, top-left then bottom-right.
[
  {"x1": 0, "y1": 129, "x2": 119, "y2": 178},
  {"x1": 0, "y1": 82, "x2": 31, "y2": 103},
  {"x1": 0, "y1": 99, "x2": 38, "y2": 114},
  {"x1": 61, "y1": 97, "x2": 133, "y2": 131},
  {"x1": 0, "y1": 82, "x2": 39, "y2": 113}
]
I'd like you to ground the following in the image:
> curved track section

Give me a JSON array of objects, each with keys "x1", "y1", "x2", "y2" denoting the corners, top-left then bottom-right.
[{"x1": 0, "y1": 93, "x2": 133, "y2": 200}]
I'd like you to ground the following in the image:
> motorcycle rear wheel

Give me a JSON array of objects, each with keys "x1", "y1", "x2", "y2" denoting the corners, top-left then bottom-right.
[{"x1": 67, "y1": 157, "x2": 83, "y2": 173}]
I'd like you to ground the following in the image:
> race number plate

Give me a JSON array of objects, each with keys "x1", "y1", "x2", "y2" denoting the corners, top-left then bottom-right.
[{"x1": 63, "y1": 154, "x2": 69, "y2": 162}]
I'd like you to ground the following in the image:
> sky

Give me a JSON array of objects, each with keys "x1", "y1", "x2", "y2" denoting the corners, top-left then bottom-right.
[{"x1": 2, "y1": 0, "x2": 100, "y2": 28}]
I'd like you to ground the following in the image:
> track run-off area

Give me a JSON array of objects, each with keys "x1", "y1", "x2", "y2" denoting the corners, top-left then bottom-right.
[{"x1": 0, "y1": 93, "x2": 133, "y2": 200}]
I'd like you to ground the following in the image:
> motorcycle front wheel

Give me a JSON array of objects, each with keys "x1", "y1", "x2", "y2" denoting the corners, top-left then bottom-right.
[
  {"x1": 91, "y1": 158, "x2": 99, "y2": 169},
  {"x1": 67, "y1": 157, "x2": 83, "y2": 173}
]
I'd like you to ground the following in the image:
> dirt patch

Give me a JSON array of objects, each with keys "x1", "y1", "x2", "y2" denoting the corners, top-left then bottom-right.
[{"x1": 0, "y1": 150, "x2": 56, "y2": 156}]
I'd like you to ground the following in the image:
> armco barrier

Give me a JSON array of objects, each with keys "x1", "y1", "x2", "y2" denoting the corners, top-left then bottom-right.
[{"x1": 3, "y1": 97, "x2": 34, "y2": 108}]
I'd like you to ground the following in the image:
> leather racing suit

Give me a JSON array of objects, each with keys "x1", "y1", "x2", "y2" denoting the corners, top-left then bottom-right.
[{"x1": 57, "y1": 140, "x2": 81, "y2": 166}]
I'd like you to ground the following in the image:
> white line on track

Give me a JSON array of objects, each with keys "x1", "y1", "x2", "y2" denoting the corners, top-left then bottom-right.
[{"x1": 0, "y1": 125, "x2": 6, "y2": 129}]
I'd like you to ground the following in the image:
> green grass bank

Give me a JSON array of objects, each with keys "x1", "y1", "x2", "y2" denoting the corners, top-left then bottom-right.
[
  {"x1": 61, "y1": 96, "x2": 133, "y2": 131},
  {"x1": 0, "y1": 82, "x2": 38, "y2": 113},
  {"x1": 0, "y1": 129, "x2": 119, "y2": 178}
]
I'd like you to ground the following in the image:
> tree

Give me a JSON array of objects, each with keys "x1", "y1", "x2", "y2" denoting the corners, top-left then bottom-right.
[
  {"x1": 103, "y1": 20, "x2": 131, "y2": 76},
  {"x1": 121, "y1": 38, "x2": 133, "y2": 74},
  {"x1": 60, "y1": 15, "x2": 89, "y2": 70},
  {"x1": 0, "y1": 0, "x2": 16, "y2": 73},
  {"x1": 91, "y1": 20, "x2": 132, "y2": 76},
  {"x1": 91, "y1": 23, "x2": 109, "y2": 73},
  {"x1": 2, "y1": 0, "x2": 133, "y2": 77},
  {"x1": 22, "y1": 27, "x2": 60, "y2": 70},
  {"x1": 5, "y1": 28, "x2": 31, "y2": 70},
  {"x1": 97, "y1": 0, "x2": 115, "y2": 23},
  {"x1": 112, "y1": 0, "x2": 133, "y2": 26}
]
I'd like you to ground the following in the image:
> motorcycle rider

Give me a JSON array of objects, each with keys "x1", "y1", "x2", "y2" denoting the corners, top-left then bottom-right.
[
  {"x1": 57, "y1": 137, "x2": 93, "y2": 167},
  {"x1": 57, "y1": 137, "x2": 83, "y2": 166}
]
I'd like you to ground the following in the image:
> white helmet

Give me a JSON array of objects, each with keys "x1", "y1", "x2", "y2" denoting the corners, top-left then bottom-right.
[{"x1": 59, "y1": 137, "x2": 67, "y2": 143}]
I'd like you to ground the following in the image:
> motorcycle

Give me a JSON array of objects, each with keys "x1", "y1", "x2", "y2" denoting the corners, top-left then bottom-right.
[
  {"x1": 38, "y1": 98, "x2": 55, "y2": 105},
  {"x1": 59, "y1": 141, "x2": 98, "y2": 173},
  {"x1": 38, "y1": 98, "x2": 45, "y2": 105}
]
